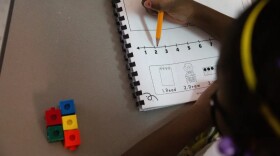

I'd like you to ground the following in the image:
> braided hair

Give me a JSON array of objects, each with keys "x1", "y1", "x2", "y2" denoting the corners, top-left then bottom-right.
[{"x1": 217, "y1": 0, "x2": 280, "y2": 155}]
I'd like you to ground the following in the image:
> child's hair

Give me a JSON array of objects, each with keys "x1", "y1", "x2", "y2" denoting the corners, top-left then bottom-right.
[{"x1": 217, "y1": 0, "x2": 280, "y2": 155}]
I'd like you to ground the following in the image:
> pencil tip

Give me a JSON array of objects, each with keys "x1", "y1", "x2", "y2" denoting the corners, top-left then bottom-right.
[{"x1": 156, "y1": 39, "x2": 159, "y2": 47}]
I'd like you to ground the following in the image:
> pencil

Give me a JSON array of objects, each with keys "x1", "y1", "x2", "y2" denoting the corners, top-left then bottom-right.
[{"x1": 156, "y1": 11, "x2": 164, "y2": 46}]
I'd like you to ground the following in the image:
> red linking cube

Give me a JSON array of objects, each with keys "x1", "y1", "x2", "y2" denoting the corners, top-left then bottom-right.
[{"x1": 45, "y1": 107, "x2": 62, "y2": 127}]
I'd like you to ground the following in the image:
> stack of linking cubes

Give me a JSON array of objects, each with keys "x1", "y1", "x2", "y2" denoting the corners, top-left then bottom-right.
[{"x1": 45, "y1": 99, "x2": 81, "y2": 151}]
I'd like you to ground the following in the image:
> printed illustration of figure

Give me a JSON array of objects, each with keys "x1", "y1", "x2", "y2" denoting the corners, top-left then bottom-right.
[{"x1": 184, "y1": 63, "x2": 197, "y2": 84}]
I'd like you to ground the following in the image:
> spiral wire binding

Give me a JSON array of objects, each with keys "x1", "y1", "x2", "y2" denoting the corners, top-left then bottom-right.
[{"x1": 112, "y1": 0, "x2": 145, "y2": 107}]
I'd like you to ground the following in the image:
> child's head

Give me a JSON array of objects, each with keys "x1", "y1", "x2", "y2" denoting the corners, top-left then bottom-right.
[{"x1": 216, "y1": 0, "x2": 280, "y2": 154}]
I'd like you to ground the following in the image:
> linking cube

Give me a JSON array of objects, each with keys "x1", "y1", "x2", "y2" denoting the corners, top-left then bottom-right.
[
  {"x1": 62, "y1": 114, "x2": 78, "y2": 130},
  {"x1": 45, "y1": 107, "x2": 62, "y2": 127},
  {"x1": 64, "y1": 129, "x2": 81, "y2": 151},
  {"x1": 59, "y1": 99, "x2": 76, "y2": 116},
  {"x1": 45, "y1": 99, "x2": 80, "y2": 151},
  {"x1": 47, "y1": 125, "x2": 64, "y2": 142}
]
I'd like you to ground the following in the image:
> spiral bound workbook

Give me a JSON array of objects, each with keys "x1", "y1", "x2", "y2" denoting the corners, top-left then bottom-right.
[{"x1": 112, "y1": 0, "x2": 250, "y2": 111}]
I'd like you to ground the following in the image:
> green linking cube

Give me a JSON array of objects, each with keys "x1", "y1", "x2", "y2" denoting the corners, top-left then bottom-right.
[{"x1": 47, "y1": 125, "x2": 64, "y2": 142}]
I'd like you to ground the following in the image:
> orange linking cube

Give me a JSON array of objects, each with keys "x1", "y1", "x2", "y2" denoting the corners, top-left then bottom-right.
[
  {"x1": 45, "y1": 99, "x2": 81, "y2": 151},
  {"x1": 64, "y1": 129, "x2": 81, "y2": 151}
]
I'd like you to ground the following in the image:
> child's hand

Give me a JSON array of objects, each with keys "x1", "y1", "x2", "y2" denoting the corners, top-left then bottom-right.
[
  {"x1": 195, "y1": 82, "x2": 218, "y2": 107},
  {"x1": 142, "y1": 0, "x2": 195, "y2": 24}
]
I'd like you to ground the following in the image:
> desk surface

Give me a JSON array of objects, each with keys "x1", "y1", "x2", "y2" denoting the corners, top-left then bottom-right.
[
  {"x1": 0, "y1": 0, "x2": 187, "y2": 155},
  {"x1": 0, "y1": 0, "x2": 11, "y2": 62}
]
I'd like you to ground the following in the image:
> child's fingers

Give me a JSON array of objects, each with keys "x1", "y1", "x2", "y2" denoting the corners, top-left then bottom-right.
[
  {"x1": 143, "y1": 0, "x2": 173, "y2": 11},
  {"x1": 143, "y1": 0, "x2": 157, "y2": 12},
  {"x1": 164, "y1": 12, "x2": 188, "y2": 24},
  {"x1": 142, "y1": 0, "x2": 188, "y2": 24},
  {"x1": 142, "y1": 0, "x2": 157, "y2": 15}
]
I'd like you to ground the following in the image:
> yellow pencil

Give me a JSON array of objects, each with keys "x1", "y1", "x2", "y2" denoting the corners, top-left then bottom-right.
[{"x1": 156, "y1": 11, "x2": 164, "y2": 46}]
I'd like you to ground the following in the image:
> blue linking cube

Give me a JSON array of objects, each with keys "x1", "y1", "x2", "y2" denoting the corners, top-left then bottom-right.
[{"x1": 59, "y1": 99, "x2": 76, "y2": 116}]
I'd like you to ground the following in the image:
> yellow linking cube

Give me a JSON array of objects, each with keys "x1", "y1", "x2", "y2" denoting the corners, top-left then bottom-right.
[{"x1": 62, "y1": 114, "x2": 78, "y2": 130}]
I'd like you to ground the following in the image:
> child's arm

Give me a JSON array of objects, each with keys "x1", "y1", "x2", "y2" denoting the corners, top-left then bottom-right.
[
  {"x1": 191, "y1": 1, "x2": 233, "y2": 42},
  {"x1": 143, "y1": 0, "x2": 234, "y2": 42},
  {"x1": 123, "y1": 83, "x2": 218, "y2": 156}
]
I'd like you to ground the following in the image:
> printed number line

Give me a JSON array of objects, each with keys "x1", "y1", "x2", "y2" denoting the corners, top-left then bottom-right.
[{"x1": 137, "y1": 38, "x2": 215, "y2": 49}]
